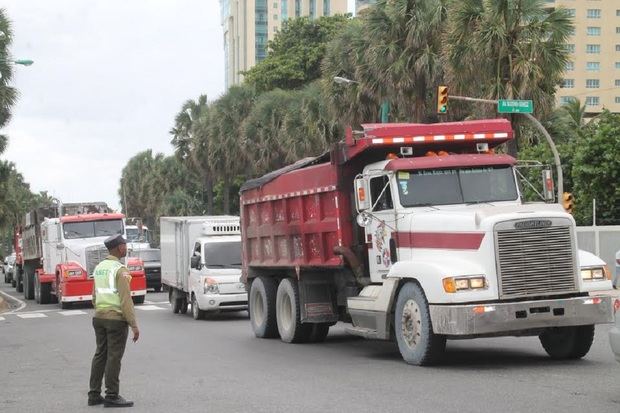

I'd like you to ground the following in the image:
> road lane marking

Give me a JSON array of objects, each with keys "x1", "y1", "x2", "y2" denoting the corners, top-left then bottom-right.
[
  {"x1": 59, "y1": 310, "x2": 87, "y2": 316},
  {"x1": 17, "y1": 313, "x2": 47, "y2": 319},
  {"x1": 136, "y1": 305, "x2": 165, "y2": 311},
  {"x1": 144, "y1": 300, "x2": 170, "y2": 304},
  {"x1": 0, "y1": 317, "x2": 4, "y2": 321}
]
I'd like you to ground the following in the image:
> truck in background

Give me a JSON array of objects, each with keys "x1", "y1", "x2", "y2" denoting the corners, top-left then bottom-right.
[
  {"x1": 161, "y1": 216, "x2": 247, "y2": 320},
  {"x1": 21, "y1": 202, "x2": 147, "y2": 307},
  {"x1": 125, "y1": 217, "x2": 153, "y2": 250},
  {"x1": 240, "y1": 119, "x2": 613, "y2": 365}
]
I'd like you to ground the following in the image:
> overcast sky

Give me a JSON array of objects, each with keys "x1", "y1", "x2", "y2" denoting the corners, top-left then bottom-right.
[{"x1": 2, "y1": 0, "x2": 354, "y2": 210}]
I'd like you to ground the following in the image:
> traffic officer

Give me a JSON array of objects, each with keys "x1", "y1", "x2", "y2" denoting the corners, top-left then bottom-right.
[{"x1": 87, "y1": 234, "x2": 139, "y2": 408}]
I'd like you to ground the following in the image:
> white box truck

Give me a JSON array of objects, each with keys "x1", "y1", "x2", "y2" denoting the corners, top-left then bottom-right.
[{"x1": 160, "y1": 216, "x2": 247, "y2": 320}]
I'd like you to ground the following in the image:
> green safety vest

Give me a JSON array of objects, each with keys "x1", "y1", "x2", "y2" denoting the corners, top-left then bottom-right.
[{"x1": 93, "y1": 259, "x2": 125, "y2": 312}]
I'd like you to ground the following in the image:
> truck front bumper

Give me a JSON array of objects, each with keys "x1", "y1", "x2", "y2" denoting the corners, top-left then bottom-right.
[
  {"x1": 196, "y1": 292, "x2": 248, "y2": 312},
  {"x1": 429, "y1": 295, "x2": 613, "y2": 336}
]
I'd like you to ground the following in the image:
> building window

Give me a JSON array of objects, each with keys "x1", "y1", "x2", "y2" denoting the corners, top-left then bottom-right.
[
  {"x1": 273, "y1": 2, "x2": 277, "y2": 7},
  {"x1": 586, "y1": 44, "x2": 600, "y2": 54},
  {"x1": 565, "y1": 61, "x2": 574, "y2": 71},
  {"x1": 586, "y1": 62, "x2": 600, "y2": 71},
  {"x1": 560, "y1": 96, "x2": 576, "y2": 105},
  {"x1": 255, "y1": 0, "x2": 268, "y2": 62},
  {"x1": 567, "y1": 9, "x2": 576, "y2": 17},
  {"x1": 295, "y1": 0, "x2": 301, "y2": 17},
  {"x1": 586, "y1": 9, "x2": 601, "y2": 19},
  {"x1": 323, "y1": 0, "x2": 331, "y2": 16},
  {"x1": 617, "y1": 10, "x2": 620, "y2": 17},
  {"x1": 616, "y1": 27, "x2": 620, "y2": 34},
  {"x1": 616, "y1": 62, "x2": 620, "y2": 69},
  {"x1": 309, "y1": 0, "x2": 316, "y2": 18},
  {"x1": 566, "y1": 44, "x2": 575, "y2": 53},
  {"x1": 585, "y1": 96, "x2": 600, "y2": 106},
  {"x1": 281, "y1": 0, "x2": 288, "y2": 19},
  {"x1": 561, "y1": 79, "x2": 574, "y2": 88},
  {"x1": 586, "y1": 79, "x2": 600, "y2": 88},
  {"x1": 273, "y1": 14, "x2": 278, "y2": 20},
  {"x1": 615, "y1": 97, "x2": 620, "y2": 104},
  {"x1": 587, "y1": 27, "x2": 601, "y2": 36},
  {"x1": 615, "y1": 80, "x2": 620, "y2": 87}
]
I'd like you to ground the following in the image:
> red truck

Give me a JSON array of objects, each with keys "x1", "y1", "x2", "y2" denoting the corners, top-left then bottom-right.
[
  {"x1": 240, "y1": 119, "x2": 613, "y2": 365},
  {"x1": 21, "y1": 203, "x2": 147, "y2": 307}
]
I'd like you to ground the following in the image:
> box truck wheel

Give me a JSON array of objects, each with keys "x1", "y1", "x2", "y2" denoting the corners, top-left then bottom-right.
[
  {"x1": 394, "y1": 282, "x2": 446, "y2": 366},
  {"x1": 24, "y1": 268, "x2": 34, "y2": 300},
  {"x1": 179, "y1": 295, "x2": 188, "y2": 314},
  {"x1": 191, "y1": 295, "x2": 204, "y2": 320},
  {"x1": 171, "y1": 289, "x2": 182, "y2": 314},
  {"x1": 249, "y1": 276, "x2": 279, "y2": 338},
  {"x1": 539, "y1": 325, "x2": 595, "y2": 359},
  {"x1": 276, "y1": 278, "x2": 312, "y2": 343}
]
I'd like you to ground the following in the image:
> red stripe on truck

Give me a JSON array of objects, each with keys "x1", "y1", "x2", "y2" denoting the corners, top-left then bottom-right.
[{"x1": 395, "y1": 232, "x2": 485, "y2": 250}]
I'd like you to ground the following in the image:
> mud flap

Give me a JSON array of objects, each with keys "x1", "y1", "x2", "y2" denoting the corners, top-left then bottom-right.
[{"x1": 299, "y1": 278, "x2": 338, "y2": 323}]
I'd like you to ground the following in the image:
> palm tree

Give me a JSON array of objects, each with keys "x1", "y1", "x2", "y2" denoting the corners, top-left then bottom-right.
[
  {"x1": 560, "y1": 98, "x2": 586, "y2": 129},
  {"x1": 0, "y1": 9, "x2": 17, "y2": 155},
  {"x1": 444, "y1": 0, "x2": 573, "y2": 153}
]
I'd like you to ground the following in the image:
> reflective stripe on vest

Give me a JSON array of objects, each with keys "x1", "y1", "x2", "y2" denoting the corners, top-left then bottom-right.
[{"x1": 93, "y1": 259, "x2": 125, "y2": 312}]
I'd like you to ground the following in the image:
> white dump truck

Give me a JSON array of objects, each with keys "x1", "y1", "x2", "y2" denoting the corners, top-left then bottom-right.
[{"x1": 160, "y1": 216, "x2": 247, "y2": 320}]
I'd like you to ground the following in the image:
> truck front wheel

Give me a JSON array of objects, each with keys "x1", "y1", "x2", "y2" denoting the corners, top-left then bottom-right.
[
  {"x1": 394, "y1": 282, "x2": 446, "y2": 366},
  {"x1": 539, "y1": 325, "x2": 595, "y2": 359},
  {"x1": 249, "y1": 276, "x2": 279, "y2": 338},
  {"x1": 276, "y1": 278, "x2": 311, "y2": 343}
]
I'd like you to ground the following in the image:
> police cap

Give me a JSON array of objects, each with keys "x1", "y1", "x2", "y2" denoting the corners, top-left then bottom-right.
[{"x1": 104, "y1": 234, "x2": 127, "y2": 250}]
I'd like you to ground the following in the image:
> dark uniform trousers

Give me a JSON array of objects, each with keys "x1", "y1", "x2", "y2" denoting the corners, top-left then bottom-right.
[{"x1": 88, "y1": 317, "x2": 129, "y2": 398}]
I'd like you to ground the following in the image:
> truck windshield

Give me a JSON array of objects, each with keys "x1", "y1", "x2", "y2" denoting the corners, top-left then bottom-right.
[
  {"x1": 63, "y1": 219, "x2": 124, "y2": 239},
  {"x1": 133, "y1": 249, "x2": 160, "y2": 262},
  {"x1": 126, "y1": 227, "x2": 150, "y2": 243},
  {"x1": 397, "y1": 166, "x2": 518, "y2": 207},
  {"x1": 203, "y1": 241, "x2": 241, "y2": 269}
]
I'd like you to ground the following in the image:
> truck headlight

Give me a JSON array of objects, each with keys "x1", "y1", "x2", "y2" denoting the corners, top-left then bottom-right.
[
  {"x1": 443, "y1": 276, "x2": 487, "y2": 293},
  {"x1": 64, "y1": 269, "x2": 82, "y2": 277},
  {"x1": 581, "y1": 266, "x2": 609, "y2": 281},
  {"x1": 204, "y1": 277, "x2": 219, "y2": 294},
  {"x1": 127, "y1": 265, "x2": 143, "y2": 272}
]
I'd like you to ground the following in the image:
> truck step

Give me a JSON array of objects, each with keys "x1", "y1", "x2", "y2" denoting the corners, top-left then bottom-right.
[{"x1": 345, "y1": 325, "x2": 382, "y2": 340}]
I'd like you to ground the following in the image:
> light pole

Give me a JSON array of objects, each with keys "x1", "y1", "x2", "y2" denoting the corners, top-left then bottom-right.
[
  {"x1": 0, "y1": 31, "x2": 34, "y2": 79},
  {"x1": 333, "y1": 76, "x2": 390, "y2": 123}
]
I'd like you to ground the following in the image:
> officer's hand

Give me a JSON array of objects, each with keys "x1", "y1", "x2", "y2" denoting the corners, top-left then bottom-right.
[{"x1": 132, "y1": 327, "x2": 140, "y2": 343}]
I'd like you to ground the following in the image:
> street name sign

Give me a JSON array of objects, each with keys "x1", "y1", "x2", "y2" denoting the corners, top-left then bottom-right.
[{"x1": 497, "y1": 99, "x2": 533, "y2": 114}]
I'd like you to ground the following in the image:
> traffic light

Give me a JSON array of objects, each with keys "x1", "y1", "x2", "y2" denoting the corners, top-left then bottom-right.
[
  {"x1": 437, "y1": 86, "x2": 448, "y2": 114},
  {"x1": 562, "y1": 192, "x2": 574, "y2": 214}
]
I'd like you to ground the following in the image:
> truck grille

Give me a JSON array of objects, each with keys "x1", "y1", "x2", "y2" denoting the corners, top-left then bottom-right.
[
  {"x1": 85, "y1": 246, "x2": 108, "y2": 277},
  {"x1": 496, "y1": 225, "x2": 577, "y2": 299}
]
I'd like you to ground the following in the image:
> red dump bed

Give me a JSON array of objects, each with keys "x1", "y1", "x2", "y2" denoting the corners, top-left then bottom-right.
[{"x1": 241, "y1": 161, "x2": 353, "y2": 271}]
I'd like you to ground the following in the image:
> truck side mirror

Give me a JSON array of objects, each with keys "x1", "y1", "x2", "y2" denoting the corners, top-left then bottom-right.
[
  {"x1": 354, "y1": 177, "x2": 370, "y2": 211},
  {"x1": 542, "y1": 169, "x2": 555, "y2": 203},
  {"x1": 190, "y1": 255, "x2": 201, "y2": 270}
]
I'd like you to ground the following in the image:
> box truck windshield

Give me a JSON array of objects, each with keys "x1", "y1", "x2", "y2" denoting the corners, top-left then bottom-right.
[
  {"x1": 396, "y1": 166, "x2": 518, "y2": 207},
  {"x1": 63, "y1": 219, "x2": 124, "y2": 239},
  {"x1": 203, "y1": 241, "x2": 241, "y2": 268}
]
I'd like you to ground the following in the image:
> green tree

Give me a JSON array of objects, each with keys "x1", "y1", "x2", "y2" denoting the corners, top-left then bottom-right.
[
  {"x1": 243, "y1": 15, "x2": 350, "y2": 93},
  {"x1": 571, "y1": 111, "x2": 620, "y2": 225},
  {"x1": 0, "y1": 9, "x2": 17, "y2": 153}
]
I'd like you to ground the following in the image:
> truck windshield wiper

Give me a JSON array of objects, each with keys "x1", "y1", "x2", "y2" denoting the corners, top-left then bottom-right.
[
  {"x1": 465, "y1": 200, "x2": 495, "y2": 206},
  {"x1": 411, "y1": 203, "x2": 439, "y2": 210}
]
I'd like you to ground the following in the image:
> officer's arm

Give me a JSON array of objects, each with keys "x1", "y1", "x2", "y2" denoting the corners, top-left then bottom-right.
[{"x1": 116, "y1": 268, "x2": 138, "y2": 329}]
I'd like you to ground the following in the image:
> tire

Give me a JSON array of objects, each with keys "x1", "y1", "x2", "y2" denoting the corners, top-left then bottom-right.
[
  {"x1": 170, "y1": 288, "x2": 181, "y2": 314},
  {"x1": 191, "y1": 295, "x2": 204, "y2": 320},
  {"x1": 11, "y1": 278, "x2": 16, "y2": 288},
  {"x1": 23, "y1": 268, "x2": 34, "y2": 300},
  {"x1": 179, "y1": 296, "x2": 188, "y2": 314},
  {"x1": 16, "y1": 273, "x2": 23, "y2": 293},
  {"x1": 307, "y1": 323, "x2": 330, "y2": 343},
  {"x1": 34, "y1": 274, "x2": 41, "y2": 304},
  {"x1": 539, "y1": 325, "x2": 595, "y2": 360},
  {"x1": 133, "y1": 295, "x2": 145, "y2": 305},
  {"x1": 394, "y1": 282, "x2": 446, "y2": 366},
  {"x1": 276, "y1": 278, "x2": 311, "y2": 343},
  {"x1": 153, "y1": 285, "x2": 162, "y2": 293},
  {"x1": 57, "y1": 278, "x2": 71, "y2": 309},
  {"x1": 39, "y1": 279, "x2": 52, "y2": 305},
  {"x1": 249, "y1": 276, "x2": 279, "y2": 338}
]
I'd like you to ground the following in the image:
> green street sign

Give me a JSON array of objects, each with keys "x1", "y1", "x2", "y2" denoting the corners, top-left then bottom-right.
[{"x1": 498, "y1": 99, "x2": 533, "y2": 114}]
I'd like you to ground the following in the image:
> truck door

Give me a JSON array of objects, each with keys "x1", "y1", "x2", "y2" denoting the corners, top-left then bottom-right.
[
  {"x1": 188, "y1": 241, "x2": 204, "y2": 295},
  {"x1": 365, "y1": 174, "x2": 396, "y2": 282}
]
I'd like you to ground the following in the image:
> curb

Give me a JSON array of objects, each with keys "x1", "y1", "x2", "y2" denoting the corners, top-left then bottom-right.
[{"x1": 0, "y1": 296, "x2": 7, "y2": 313}]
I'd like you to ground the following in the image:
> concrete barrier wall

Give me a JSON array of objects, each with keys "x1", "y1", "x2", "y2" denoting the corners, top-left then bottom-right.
[{"x1": 577, "y1": 225, "x2": 620, "y2": 270}]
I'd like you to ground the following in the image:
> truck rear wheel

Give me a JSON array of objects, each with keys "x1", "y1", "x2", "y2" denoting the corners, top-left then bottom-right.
[
  {"x1": 171, "y1": 288, "x2": 181, "y2": 314},
  {"x1": 39, "y1": 277, "x2": 52, "y2": 305},
  {"x1": 249, "y1": 276, "x2": 279, "y2": 338},
  {"x1": 23, "y1": 268, "x2": 34, "y2": 300},
  {"x1": 16, "y1": 272, "x2": 23, "y2": 292},
  {"x1": 394, "y1": 282, "x2": 446, "y2": 366},
  {"x1": 276, "y1": 278, "x2": 311, "y2": 343},
  {"x1": 539, "y1": 325, "x2": 595, "y2": 359}
]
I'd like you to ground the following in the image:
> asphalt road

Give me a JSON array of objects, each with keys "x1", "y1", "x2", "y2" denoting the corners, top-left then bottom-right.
[{"x1": 1, "y1": 284, "x2": 620, "y2": 413}]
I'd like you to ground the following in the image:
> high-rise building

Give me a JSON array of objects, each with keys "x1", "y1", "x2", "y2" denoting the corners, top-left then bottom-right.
[
  {"x1": 550, "y1": 0, "x2": 620, "y2": 113},
  {"x1": 356, "y1": 0, "x2": 375, "y2": 14},
  {"x1": 220, "y1": 0, "x2": 348, "y2": 88}
]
